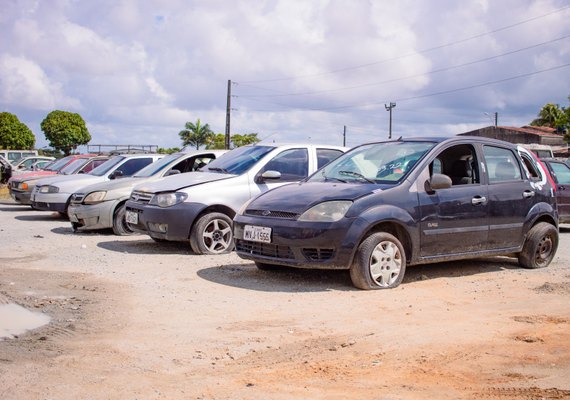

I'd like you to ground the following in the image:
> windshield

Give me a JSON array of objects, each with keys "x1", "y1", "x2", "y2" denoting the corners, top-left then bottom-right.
[
  {"x1": 133, "y1": 153, "x2": 181, "y2": 177},
  {"x1": 310, "y1": 141, "x2": 436, "y2": 184},
  {"x1": 45, "y1": 156, "x2": 73, "y2": 172},
  {"x1": 203, "y1": 145, "x2": 275, "y2": 175},
  {"x1": 59, "y1": 158, "x2": 88, "y2": 175},
  {"x1": 88, "y1": 156, "x2": 125, "y2": 176}
]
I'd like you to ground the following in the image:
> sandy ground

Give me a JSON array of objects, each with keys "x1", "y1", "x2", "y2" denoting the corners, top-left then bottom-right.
[{"x1": 0, "y1": 194, "x2": 569, "y2": 400}]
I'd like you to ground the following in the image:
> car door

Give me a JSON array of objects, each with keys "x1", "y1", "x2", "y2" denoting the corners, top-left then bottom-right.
[
  {"x1": 546, "y1": 160, "x2": 570, "y2": 222},
  {"x1": 418, "y1": 143, "x2": 489, "y2": 257},
  {"x1": 482, "y1": 145, "x2": 536, "y2": 250}
]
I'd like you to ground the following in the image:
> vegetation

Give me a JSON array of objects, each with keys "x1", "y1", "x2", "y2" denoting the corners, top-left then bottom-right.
[
  {"x1": 0, "y1": 112, "x2": 36, "y2": 149},
  {"x1": 206, "y1": 133, "x2": 260, "y2": 149},
  {"x1": 41, "y1": 110, "x2": 91, "y2": 155},
  {"x1": 179, "y1": 119, "x2": 214, "y2": 150},
  {"x1": 530, "y1": 96, "x2": 570, "y2": 141},
  {"x1": 157, "y1": 147, "x2": 181, "y2": 154}
]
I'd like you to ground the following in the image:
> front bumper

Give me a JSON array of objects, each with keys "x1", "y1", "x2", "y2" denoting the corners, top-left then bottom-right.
[
  {"x1": 233, "y1": 214, "x2": 365, "y2": 270},
  {"x1": 9, "y1": 189, "x2": 32, "y2": 205},
  {"x1": 68, "y1": 201, "x2": 116, "y2": 231},
  {"x1": 31, "y1": 191, "x2": 70, "y2": 213},
  {"x1": 125, "y1": 200, "x2": 206, "y2": 242}
]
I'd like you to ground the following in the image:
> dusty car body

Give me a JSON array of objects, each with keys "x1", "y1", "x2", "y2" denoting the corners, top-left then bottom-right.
[
  {"x1": 67, "y1": 150, "x2": 227, "y2": 235},
  {"x1": 541, "y1": 158, "x2": 570, "y2": 224},
  {"x1": 234, "y1": 136, "x2": 558, "y2": 290},
  {"x1": 31, "y1": 154, "x2": 163, "y2": 215},
  {"x1": 125, "y1": 144, "x2": 347, "y2": 254},
  {"x1": 9, "y1": 155, "x2": 108, "y2": 205}
]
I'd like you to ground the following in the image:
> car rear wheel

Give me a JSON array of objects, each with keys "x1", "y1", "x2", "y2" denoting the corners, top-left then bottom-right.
[
  {"x1": 112, "y1": 203, "x2": 136, "y2": 236},
  {"x1": 350, "y1": 232, "x2": 406, "y2": 290},
  {"x1": 190, "y1": 212, "x2": 234, "y2": 255},
  {"x1": 518, "y1": 222, "x2": 558, "y2": 269}
]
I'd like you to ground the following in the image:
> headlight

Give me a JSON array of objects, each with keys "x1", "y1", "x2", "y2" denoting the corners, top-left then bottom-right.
[
  {"x1": 39, "y1": 185, "x2": 59, "y2": 193},
  {"x1": 83, "y1": 191, "x2": 107, "y2": 204},
  {"x1": 149, "y1": 192, "x2": 188, "y2": 208},
  {"x1": 298, "y1": 201, "x2": 352, "y2": 222}
]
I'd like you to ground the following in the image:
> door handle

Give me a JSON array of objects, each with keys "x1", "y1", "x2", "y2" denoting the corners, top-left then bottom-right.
[
  {"x1": 471, "y1": 196, "x2": 487, "y2": 205},
  {"x1": 523, "y1": 190, "x2": 535, "y2": 198}
]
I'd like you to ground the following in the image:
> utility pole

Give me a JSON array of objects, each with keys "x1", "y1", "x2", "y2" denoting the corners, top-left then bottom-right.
[
  {"x1": 494, "y1": 111, "x2": 498, "y2": 127},
  {"x1": 225, "y1": 80, "x2": 231, "y2": 150},
  {"x1": 343, "y1": 125, "x2": 346, "y2": 147},
  {"x1": 385, "y1": 102, "x2": 396, "y2": 139}
]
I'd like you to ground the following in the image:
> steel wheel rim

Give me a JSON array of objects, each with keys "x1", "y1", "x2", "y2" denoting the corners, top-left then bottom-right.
[
  {"x1": 369, "y1": 240, "x2": 402, "y2": 287},
  {"x1": 202, "y1": 218, "x2": 232, "y2": 253},
  {"x1": 535, "y1": 233, "x2": 554, "y2": 266}
]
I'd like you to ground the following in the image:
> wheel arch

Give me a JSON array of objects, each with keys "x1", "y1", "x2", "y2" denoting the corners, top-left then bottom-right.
[{"x1": 188, "y1": 204, "x2": 236, "y2": 239}]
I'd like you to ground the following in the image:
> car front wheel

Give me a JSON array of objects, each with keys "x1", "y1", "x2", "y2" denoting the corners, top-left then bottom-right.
[
  {"x1": 518, "y1": 222, "x2": 558, "y2": 269},
  {"x1": 190, "y1": 212, "x2": 234, "y2": 255},
  {"x1": 350, "y1": 232, "x2": 406, "y2": 290},
  {"x1": 112, "y1": 203, "x2": 136, "y2": 236}
]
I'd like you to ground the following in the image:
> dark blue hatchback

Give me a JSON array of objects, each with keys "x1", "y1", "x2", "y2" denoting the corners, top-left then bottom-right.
[{"x1": 233, "y1": 136, "x2": 559, "y2": 290}]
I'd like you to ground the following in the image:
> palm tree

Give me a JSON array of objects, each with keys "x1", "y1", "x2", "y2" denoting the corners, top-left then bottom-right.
[
  {"x1": 179, "y1": 119, "x2": 214, "y2": 150},
  {"x1": 530, "y1": 103, "x2": 565, "y2": 128}
]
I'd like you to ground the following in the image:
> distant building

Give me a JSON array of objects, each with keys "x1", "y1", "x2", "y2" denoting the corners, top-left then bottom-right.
[{"x1": 459, "y1": 125, "x2": 568, "y2": 156}]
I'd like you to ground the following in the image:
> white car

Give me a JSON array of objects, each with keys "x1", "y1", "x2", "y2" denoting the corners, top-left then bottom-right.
[
  {"x1": 67, "y1": 150, "x2": 227, "y2": 235},
  {"x1": 31, "y1": 153, "x2": 164, "y2": 215},
  {"x1": 125, "y1": 143, "x2": 348, "y2": 254}
]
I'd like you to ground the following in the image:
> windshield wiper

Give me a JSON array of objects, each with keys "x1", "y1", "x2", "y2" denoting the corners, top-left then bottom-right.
[
  {"x1": 338, "y1": 170, "x2": 375, "y2": 183},
  {"x1": 207, "y1": 167, "x2": 230, "y2": 173}
]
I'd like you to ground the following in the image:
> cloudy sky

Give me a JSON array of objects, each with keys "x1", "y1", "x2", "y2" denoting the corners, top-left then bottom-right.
[{"x1": 1, "y1": 0, "x2": 569, "y2": 150}]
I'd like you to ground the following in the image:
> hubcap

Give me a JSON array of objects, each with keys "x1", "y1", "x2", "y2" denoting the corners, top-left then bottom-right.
[
  {"x1": 202, "y1": 218, "x2": 232, "y2": 253},
  {"x1": 369, "y1": 240, "x2": 402, "y2": 287}
]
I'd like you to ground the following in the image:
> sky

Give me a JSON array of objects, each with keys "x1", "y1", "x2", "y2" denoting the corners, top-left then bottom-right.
[{"x1": 1, "y1": 0, "x2": 569, "y2": 151}]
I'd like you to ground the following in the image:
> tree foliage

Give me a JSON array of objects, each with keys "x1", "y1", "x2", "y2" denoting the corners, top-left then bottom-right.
[
  {"x1": 179, "y1": 119, "x2": 214, "y2": 150},
  {"x1": 205, "y1": 132, "x2": 261, "y2": 149},
  {"x1": 158, "y1": 147, "x2": 181, "y2": 154},
  {"x1": 41, "y1": 110, "x2": 91, "y2": 155},
  {"x1": 0, "y1": 112, "x2": 36, "y2": 149}
]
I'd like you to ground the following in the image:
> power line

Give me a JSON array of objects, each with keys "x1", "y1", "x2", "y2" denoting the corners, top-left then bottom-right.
[
  {"x1": 237, "y1": 35, "x2": 570, "y2": 99},
  {"x1": 238, "y1": 5, "x2": 569, "y2": 84}
]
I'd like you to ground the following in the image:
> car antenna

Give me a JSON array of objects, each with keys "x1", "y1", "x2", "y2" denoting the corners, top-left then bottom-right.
[{"x1": 397, "y1": 136, "x2": 403, "y2": 141}]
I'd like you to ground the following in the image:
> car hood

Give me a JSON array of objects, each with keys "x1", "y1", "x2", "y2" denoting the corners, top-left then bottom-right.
[
  {"x1": 249, "y1": 181, "x2": 378, "y2": 213},
  {"x1": 133, "y1": 171, "x2": 234, "y2": 193},
  {"x1": 35, "y1": 174, "x2": 101, "y2": 191},
  {"x1": 9, "y1": 171, "x2": 56, "y2": 182}
]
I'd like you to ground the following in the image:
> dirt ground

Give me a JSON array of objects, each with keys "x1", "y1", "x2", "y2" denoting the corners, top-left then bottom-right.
[{"x1": 0, "y1": 193, "x2": 569, "y2": 400}]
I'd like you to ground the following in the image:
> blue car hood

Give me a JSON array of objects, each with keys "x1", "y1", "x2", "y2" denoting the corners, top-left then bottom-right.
[{"x1": 249, "y1": 181, "x2": 381, "y2": 213}]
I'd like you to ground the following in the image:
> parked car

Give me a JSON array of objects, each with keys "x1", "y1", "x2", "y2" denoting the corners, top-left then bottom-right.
[
  {"x1": 31, "y1": 153, "x2": 163, "y2": 215},
  {"x1": 9, "y1": 155, "x2": 109, "y2": 205},
  {"x1": 540, "y1": 158, "x2": 570, "y2": 223},
  {"x1": 0, "y1": 149, "x2": 38, "y2": 164},
  {"x1": 11, "y1": 156, "x2": 56, "y2": 172},
  {"x1": 68, "y1": 150, "x2": 227, "y2": 235},
  {"x1": 233, "y1": 136, "x2": 559, "y2": 290},
  {"x1": 125, "y1": 143, "x2": 348, "y2": 254},
  {"x1": 0, "y1": 155, "x2": 11, "y2": 183}
]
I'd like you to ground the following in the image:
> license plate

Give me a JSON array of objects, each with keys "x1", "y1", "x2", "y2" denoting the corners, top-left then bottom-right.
[
  {"x1": 244, "y1": 225, "x2": 272, "y2": 243},
  {"x1": 125, "y1": 210, "x2": 138, "y2": 225}
]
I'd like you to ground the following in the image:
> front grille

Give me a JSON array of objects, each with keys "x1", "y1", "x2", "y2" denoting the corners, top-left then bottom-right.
[
  {"x1": 130, "y1": 191, "x2": 153, "y2": 204},
  {"x1": 245, "y1": 209, "x2": 299, "y2": 219},
  {"x1": 70, "y1": 193, "x2": 85, "y2": 205},
  {"x1": 302, "y1": 248, "x2": 335, "y2": 261},
  {"x1": 235, "y1": 239, "x2": 294, "y2": 259}
]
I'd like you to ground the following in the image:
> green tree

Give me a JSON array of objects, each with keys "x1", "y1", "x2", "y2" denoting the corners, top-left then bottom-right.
[
  {"x1": 530, "y1": 102, "x2": 567, "y2": 129},
  {"x1": 232, "y1": 133, "x2": 260, "y2": 147},
  {"x1": 179, "y1": 119, "x2": 214, "y2": 150},
  {"x1": 205, "y1": 133, "x2": 226, "y2": 150},
  {"x1": 158, "y1": 147, "x2": 181, "y2": 154},
  {"x1": 0, "y1": 112, "x2": 36, "y2": 149},
  {"x1": 41, "y1": 110, "x2": 91, "y2": 155}
]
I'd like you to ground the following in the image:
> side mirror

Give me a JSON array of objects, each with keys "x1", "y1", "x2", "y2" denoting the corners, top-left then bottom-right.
[
  {"x1": 256, "y1": 170, "x2": 281, "y2": 183},
  {"x1": 425, "y1": 173, "x2": 452, "y2": 194},
  {"x1": 109, "y1": 170, "x2": 124, "y2": 180},
  {"x1": 166, "y1": 169, "x2": 181, "y2": 176}
]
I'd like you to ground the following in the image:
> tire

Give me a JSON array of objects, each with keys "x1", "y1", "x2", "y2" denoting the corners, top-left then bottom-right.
[
  {"x1": 255, "y1": 262, "x2": 280, "y2": 271},
  {"x1": 189, "y1": 212, "x2": 234, "y2": 255},
  {"x1": 518, "y1": 222, "x2": 558, "y2": 269},
  {"x1": 112, "y1": 203, "x2": 136, "y2": 236},
  {"x1": 350, "y1": 232, "x2": 406, "y2": 290},
  {"x1": 71, "y1": 222, "x2": 80, "y2": 233}
]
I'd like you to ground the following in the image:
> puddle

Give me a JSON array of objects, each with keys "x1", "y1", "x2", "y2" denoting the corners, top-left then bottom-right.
[{"x1": 0, "y1": 303, "x2": 51, "y2": 339}]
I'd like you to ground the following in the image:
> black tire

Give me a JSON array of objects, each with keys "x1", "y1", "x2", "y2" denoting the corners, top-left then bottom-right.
[
  {"x1": 71, "y1": 222, "x2": 80, "y2": 233},
  {"x1": 350, "y1": 232, "x2": 406, "y2": 290},
  {"x1": 112, "y1": 203, "x2": 136, "y2": 236},
  {"x1": 255, "y1": 262, "x2": 280, "y2": 271},
  {"x1": 518, "y1": 222, "x2": 558, "y2": 269},
  {"x1": 189, "y1": 212, "x2": 234, "y2": 255}
]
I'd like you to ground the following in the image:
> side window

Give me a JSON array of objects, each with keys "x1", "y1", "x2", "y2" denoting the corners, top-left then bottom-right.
[
  {"x1": 519, "y1": 153, "x2": 542, "y2": 182},
  {"x1": 483, "y1": 146, "x2": 522, "y2": 183},
  {"x1": 549, "y1": 162, "x2": 570, "y2": 184},
  {"x1": 82, "y1": 159, "x2": 105, "y2": 173},
  {"x1": 261, "y1": 148, "x2": 309, "y2": 182},
  {"x1": 428, "y1": 144, "x2": 480, "y2": 186},
  {"x1": 117, "y1": 158, "x2": 154, "y2": 176},
  {"x1": 317, "y1": 149, "x2": 344, "y2": 169}
]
